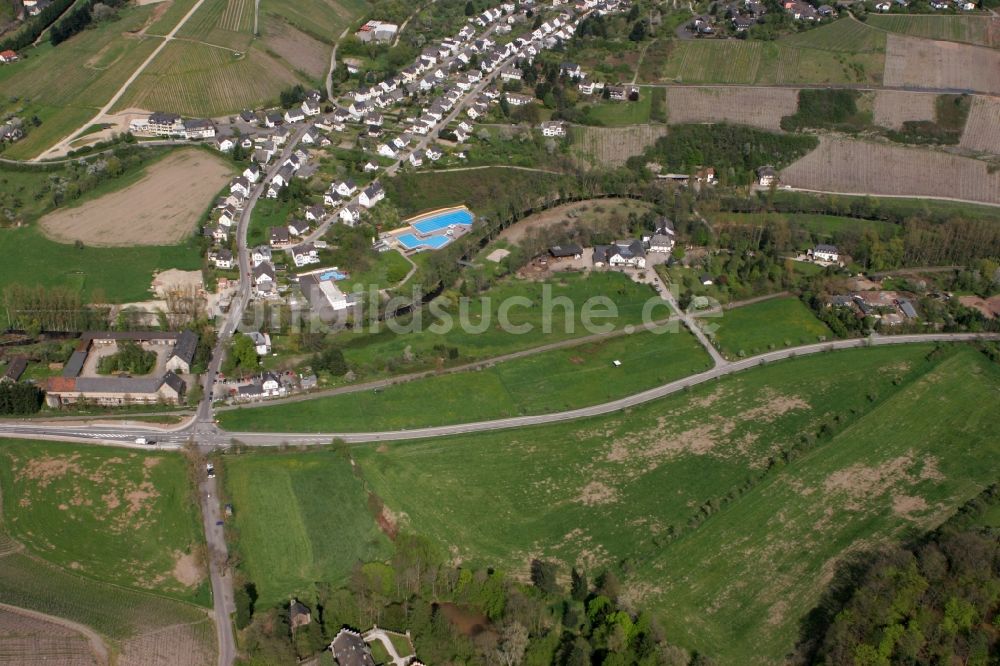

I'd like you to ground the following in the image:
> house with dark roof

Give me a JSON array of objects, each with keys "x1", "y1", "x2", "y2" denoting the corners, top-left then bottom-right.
[
  {"x1": 290, "y1": 599, "x2": 311, "y2": 630},
  {"x1": 549, "y1": 244, "x2": 583, "y2": 259},
  {"x1": 1, "y1": 356, "x2": 27, "y2": 383},
  {"x1": 331, "y1": 628, "x2": 375, "y2": 666},
  {"x1": 594, "y1": 240, "x2": 646, "y2": 268}
]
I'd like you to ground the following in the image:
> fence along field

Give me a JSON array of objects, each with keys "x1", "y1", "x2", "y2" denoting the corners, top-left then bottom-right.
[
  {"x1": 664, "y1": 87, "x2": 798, "y2": 131},
  {"x1": 872, "y1": 90, "x2": 937, "y2": 129},
  {"x1": 959, "y1": 95, "x2": 1000, "y2": 155},
  {"x1": 781, "y1": 137, "x2": 1000, "y2": 205},
  {"x1": 572, "y1": 124, "x2": 668, "y2": 166},
  {"x1": 867, "y1": 14, "x2": 998, "y2": 47},
  {"x1": 883, "y1": 34, "x2": 1000, "y2": 95}
]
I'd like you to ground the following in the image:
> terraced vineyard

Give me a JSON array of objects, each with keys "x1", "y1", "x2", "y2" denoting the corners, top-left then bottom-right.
[
  {"x1": 781, "y1": 137, "x2": 1000, "y2": 205},
  {"x1": 176, "y1": 0, "x2": 254, "y2": 51},
  {"x1": 959, "y1": 95, "x2": 1000, "y2": 155},
  {"x1": 872, "y1": 90, "x2": 937, "y2": 129},
  {"x1": 868, "y1": 13, "x2": 997, "y2": 47},
  {"x1": 658, "y1": 22, "x2": 884, "y2": 86},
  {"x1": 0, "y1": 552, "x2": 215, "y2": 666},
  {"x1": 113, "y1": 42, "x2": 300, "y2": 117},
  {"x1": 661, "y1": 40, "x2": 763, "y2": 83},
  {"x1": 781, "y1": 17, "x2": 887, "y2": 52},
  {"x1": 572, "y1": 124, "x2": 668, "y2": 166},
  {"x1": 664, "y1": 87, "x2": 798, "y2": 130},
  {"x1": 0, "y1": 607, "x2": 98, "y2": 666},
  {"x1": 883, "y1": 34, "x2": 1000, "y2": 94}
]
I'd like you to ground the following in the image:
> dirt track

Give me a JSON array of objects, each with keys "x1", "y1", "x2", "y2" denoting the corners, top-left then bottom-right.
[{"x1": 39, "y1": 149, "x2": 232, "y2": 246}]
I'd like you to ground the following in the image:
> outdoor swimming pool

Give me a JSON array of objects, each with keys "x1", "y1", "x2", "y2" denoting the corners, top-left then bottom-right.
[
  {"x1": 410, "y1": 208, "x2": 474, "y2": 235},
  {"x1": 397, "y1": 233, "x2": 451, "y2": 251},
  {"x1": 320, "y1": 270, "x2": 348, "y2": 281}
]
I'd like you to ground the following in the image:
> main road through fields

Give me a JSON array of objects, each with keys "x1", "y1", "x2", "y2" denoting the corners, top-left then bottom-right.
[{"x1": 1, "y1": 333, "x2": 995, "y2": 449}]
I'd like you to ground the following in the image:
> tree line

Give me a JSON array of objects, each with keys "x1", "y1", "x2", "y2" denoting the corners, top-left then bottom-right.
[
  {"x1": 800, "y1": 485, "x2": 1000, "y2": 665},
  {"x1": 0, "y1": 0, "x2": 76, "y2": 51}
]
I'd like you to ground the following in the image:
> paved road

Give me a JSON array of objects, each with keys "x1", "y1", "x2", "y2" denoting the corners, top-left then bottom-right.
[
  {"x1": 218, "y1": 332, "x2": 996, "y2": 445},
  {"x1": 199, "y1": 473, "x2": 234, "y2": 666},
  {"x1": 40, "y1": 0, "x2": 211, "y2": 159},
  {"x1": 5, "y1": 333, "x2": 992, "y2": 449},
  {"x1": 779, "y1": 186, "x2": 1000, "y2": 210}
]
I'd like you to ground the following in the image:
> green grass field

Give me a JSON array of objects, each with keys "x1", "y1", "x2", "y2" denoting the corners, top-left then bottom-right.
[
  {"x1": 0, "y1": 440, "x2": 208, "y2": 605},
  {"x1": 0, "y1": 224, "x2": 203, "y2": 302},
  {"x1": 781, "y1": 17, "x2": 887, "y2": 52},
  {"x1": 346, "y1": 344, "x2": 1000, "y2": 663},
  {"x1": 0, "y1": 551, "x2": 217, "y2": 656},
  {"x1": 867, "y1": 14, "x2": 995, "y2": 47},
  {"x1": 263, "y1": 0, "x2": 366, "y2": 42},
  {"x1": 708, "y1": 297, "x2": 833, "y2": 358},
  {"x1": 585, "y1": 93, "x2": 653, "y2": 126},
  {"x1": 218, "y1": 325, "x2": 712, "y2": 432},
  {"x1": 327, "y1": 272, "x2": 663, "y2": 375},
  {"x1": 222, "y1": 450, "x2": 391, "y2": 608}
]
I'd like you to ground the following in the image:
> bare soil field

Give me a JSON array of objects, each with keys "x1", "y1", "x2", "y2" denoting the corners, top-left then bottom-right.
[
  {"x1": 959, "y1": 95, "x2": 1000, "y2": 155},
  {"x1": 664, "y1": 86, "x2": 799, "y2": 131},
  {"x1": 499, "y1": 198, "x2": 653, "y2": 244},
  {"x1": 872, "y1": 90, "x2": 937, "y2": 129},
  {"x1": 883, "y1": 34, "x2": 1000, "y2": 95},
  {"x1": 39, "y1": 149, "x2": 233, "y2": 247},
  {"x1": 781, "y1": 137, "x2": 1000, "y2": 205},
  {"x1": 262, "y1": 15, "x2": 330, "y2": 80},
  {"x1": 572, "y1": 125, "x2": 668, "y2": 167},
  {"x1": 0, "y1": 605, "x2": 101, "y2": 665}
]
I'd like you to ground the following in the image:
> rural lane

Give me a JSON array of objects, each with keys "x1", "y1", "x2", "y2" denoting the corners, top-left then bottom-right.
[{"x1": 39, "y1": 0, "x2": 211, "y2": 159}]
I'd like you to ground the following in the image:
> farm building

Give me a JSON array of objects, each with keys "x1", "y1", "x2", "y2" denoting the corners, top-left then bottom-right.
[
  {"x1": 1, "y1": 356, "x2": 27, "y2": 383},
  {"x1": 44, "y1": 331, "x2": 196, "y2": 407},
  {"x1": 550, "y1": 244, "x2": 583, "y2": 259},
  {"x1": 356, "y1": 20, "x2": 399, "y2": 43}
]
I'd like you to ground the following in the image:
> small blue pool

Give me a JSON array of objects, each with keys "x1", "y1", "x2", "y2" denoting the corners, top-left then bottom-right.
[
  {"x1": 410, "y1": 208, "x2": 474, "y2": 235},
  {"x1": 320, "y1": 270, "x2": 348, "y2": 281},
  {"x1": 397, "y1": 233, "x2": 451, "y2": 251}
]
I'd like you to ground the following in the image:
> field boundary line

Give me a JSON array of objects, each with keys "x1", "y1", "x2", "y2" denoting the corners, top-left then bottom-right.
[
  {"x1": 779, "y1": 186, "x2": 1000, "y2": 209},
  {"x1": 221, "y1": 333, "x2": 1000, "y2": 442},
  {"x1": 0, "y1": 601, "x2": 110, "y2": 665}
]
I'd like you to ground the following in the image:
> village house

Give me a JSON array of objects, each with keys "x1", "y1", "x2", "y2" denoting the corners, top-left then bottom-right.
[
  {"x1": 292, "y1": 243, "x2": 320, "y2": 267},
  {"x1": 213, "y1": 248, "x2": 235, "y2": 269},
  {"x1": 288, "y1": 219, "x2": 311, "y2": 236},
  {"x1": 757, "y1": 165, "x2": 778, "y2": 187},
  {"x1": 594, "y1": 240, "x2": 647, "y2": 269},
  {"x1": 810, "y1": 244, "x2": 839, "y2": 262},
  {"x1": 0, "y1": 50, "x2": 19, "y2": 64},
  {"x1": 359, "y1": 182, "x2": 385, "y2": 208},
  {"x1": 540, "y1": 120, "x2": 567, "y2": 137},
  {"x1": 340, "y1": 205, "x2": 362, "y2": 225}
]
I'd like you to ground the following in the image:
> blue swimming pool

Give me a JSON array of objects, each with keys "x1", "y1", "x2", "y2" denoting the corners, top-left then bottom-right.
[
  {"x1": 397, "y1": 233, "x2": 451, "y2": 250},
  {"x1": 410, "y1": 208, "x2": 474, "y2": 235},
  {"x1": 320, "y1": 270, "x2": 348, "y2": 281}
]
